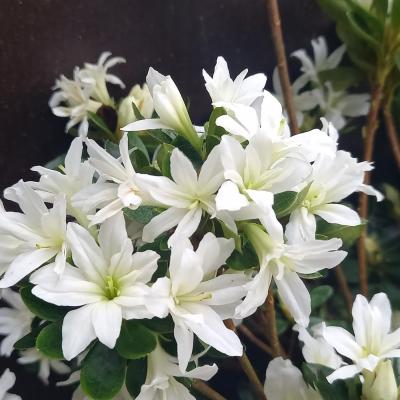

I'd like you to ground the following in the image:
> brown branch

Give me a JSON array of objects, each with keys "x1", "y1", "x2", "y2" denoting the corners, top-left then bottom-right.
[
  {"x1": 383, "y1": 103, "x2": 400, "y2": 170},
  {"x1": 225, "y1": 320, "x2": 266, "y2": 400},
  {"x1": 192, "y1": 380, "x2": 227, "y2": 400},
  {"x1": 358, "y1": 83, "x2": 384, "y2": 297},
  {"x1": 264, "y1": 290, "x2": 283, "y2": 357},
  {"x1": 334, "y1": 265, "x2": 353, "y2": 314},
  {"x1": 238, "y1": 324, "x2": 273, "y2": 355},
  {"x1": 266, "y1": 0, "x2": 299, "y2": 134}
]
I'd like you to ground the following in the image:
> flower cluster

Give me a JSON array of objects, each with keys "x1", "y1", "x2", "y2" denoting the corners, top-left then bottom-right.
[{"x1": 0, "y1": 54, "x2": 388, "y2": 399}]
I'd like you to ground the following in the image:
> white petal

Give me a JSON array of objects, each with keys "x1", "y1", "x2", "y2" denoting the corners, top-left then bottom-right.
[
  {"x1": 174, "y1": 322, "x2": 194, "y2": 372},
  {"x1": 122, "y1": 118, "x2": 171, "y2": 132},
  {"x1": 170, "y1": 149, "x2": 198, "y2": 193},
  {"x1": 326, "y1": 364, "x2": 361, "y2": 383},
  {"x1": 216, "y1": 181, "x2": 249, "y2": 211},
  {"x1": 167, "y1": 207, "x2": 203, "y2": 247},
  {"x1": 323, "y1": 326, "x2": 362, "y2": 361},
  {"x1": 98, "y1": 212, "x2": 128, "y2": 261},
  {"x1": 285, "y1": 207, "x2": 317, "y2": 243},
  {"x1": 314, "y1": 204, "x2": 360, "y2": 226},
  {"x1": 91, "y1": 301, "x2": 122, "y2": 348}
]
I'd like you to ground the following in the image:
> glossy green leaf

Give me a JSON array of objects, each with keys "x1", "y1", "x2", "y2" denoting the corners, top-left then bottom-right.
[
  {"x1": 316, "y1": 220, "x2": 364, "y2": 246},
  {"x1": 14, "y1": 323, "x2": 47, "y2": 350},
  {"x1": 310, "y1": 285, "x2": 334, "y2": 309},
  {"x1": 206, "y1": 107, "x2": 227, "y2": 137},
  {"x1": 141, "y1": 316, "x2": 175, "y2": 333},
  {"x1": 391, "y1": 0, "x2": 400, "y2": 26},
  {"x1": 125, "y1": 358, "x2": 147, "y2": 398},
  {"x1": 156, "y1": 143, "x2": 175, "y2": 177},
  {"x1": 81, "y1": 343, "x2": 126, "y2": 400},
  {"x1": 128, "y1": 132, "x2": 149, "y2": 161},
  {"x1": 88, "y1": 111, "x2": 115, "y2": 138},
  {"x1": 20, "y1": 286, "x2": 70, "y2": 322},
  {"x1": 226, "y1": 243, "x2": 259, "y2": 270},
  {"x1": 115, "y1": 320, "x2": 157, "y2": 360},
  {"x1": 123, "y1": 206, "x2": 159, "y2": 225},
  {"x1": 273, "y1": 183, "x2": 311, "y2": 218},
  {"x1": 131, "y1": 102, "x2": 144, "y2": 121},
  {"x1": 36, "y1": 321, "x2": 64, "y2": 359}
]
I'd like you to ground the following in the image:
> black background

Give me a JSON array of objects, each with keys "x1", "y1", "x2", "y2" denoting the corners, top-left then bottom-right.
[{"x1": 0, "y1": 1, "x2": 393, "y2": 399}]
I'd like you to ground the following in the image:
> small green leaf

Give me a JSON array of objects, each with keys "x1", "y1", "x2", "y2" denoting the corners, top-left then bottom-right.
[
  {"x1": 318, "y1": 67, "x2": 363, "y2": 91},
  {"x1": 391, "y1": 0, "x2": 400, "y2": 26},
  {"x1": 205, "y1": 134, "x2": 221, "y2": 154},
  {"x1": 226, "y1": 244, "x2": 259, "y2": 270},
  {"x1": 131, "y1": 102, "x2": 144, "y2": 121},
  {"x1": 14, "y1": 324, "x2": 47, "y2": 350},
  {"x1": 310, "y1": 285, "x2": 334, "y2": 309},
  {"x1": 273, "y1": 183, "x2": 311, "y2": 218},
  {"x1": 371, "y1": 0, "x2": 389, "y2": 19},
  {"x1": 346, "y1": 11, "x2": 380, "y2": 50},
  {"x1": 128, "y1": 132, "x2": 149, "y2": 162},
  {"x1": 316, "y1": 220, "x2": 364, "y2": 246},
  {"x1": 81, "y1": 343, "x2": 126, "y2": 400},
  {"x1": 123, "y1": 206, "x2": 159, "y2": 225},
  {"x1": 36, "y1": 321, "x2": 64, "y2": 359},
  {"x1": 115, "y1": 320, "x2": 157, "y2": 360},
  {"x1": 206, "y1": 107, "x2": 227, "y2": 137},
  {"x1": 125, "y1": 358, "x2": 147, "y2": 398},
  {"x1": 141, "y1": 316, "x2": 174, "y2": 333},
  {"x1": 156, "y1": 143, "x2": 175, "y2": 177},
  {"x1": 88, "y1": 111, "x2": 115, "y2": 138},
  {"x1": 20, "y1": 287, "x2": 70, "y2": 322}
]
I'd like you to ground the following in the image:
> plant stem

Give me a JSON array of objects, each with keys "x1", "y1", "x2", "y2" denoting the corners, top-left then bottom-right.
[
  {"x1": 383, "y1": 102, "x2": 400, "y2": 170},
  {"x1": 334, "y1": 265, "x2": 353, "y2": 314},
  {"x1": 192, "y1": 380, "x2": 226, "y2": 400},
  {"x1": 238, "y1": 324, "x2": 273, "y2": 355},
  {"x1": 225, "y1": 320, "x2": 266, "y2": 400},
  {"x1": 358, "y1": 83, "x2": 383, "y2": 297},
  {"x1": 264, "y1": 290, "x2": 283, "y2": 357},
  {"x1": 266, "y1": 0, "x2": 299, "y2": 134}
]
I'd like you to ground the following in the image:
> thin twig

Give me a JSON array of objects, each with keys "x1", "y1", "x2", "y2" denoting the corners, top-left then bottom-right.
[
  {"x1": 334, "y1": 265, "x2": 353, "y2": 314},
  {"x1": 238, "y1": 324, "x2": 273, "y2": 355},
  {"x1": 383, "y1": 102, "x2": 400, "y2": 170},
  {"x1": 266, "y1": 0, "x2": 299, "y2": 134},
  {"x1": 192, "y1": 380, "x2": 227, "y2": 400},
  {"x1": 358, "y1": 83, "x2": 383, "y2": 297},
  {"x1": 263, "y1": 290, "x2": 283, "y2": 357},
  {"x1": 225, "y1": 320, "x2": 266, "y2": 400}
]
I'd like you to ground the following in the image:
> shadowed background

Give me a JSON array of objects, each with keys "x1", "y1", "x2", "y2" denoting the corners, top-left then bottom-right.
[{"x1": 0, "y1": 0, "x2": 371, "y2": 398}]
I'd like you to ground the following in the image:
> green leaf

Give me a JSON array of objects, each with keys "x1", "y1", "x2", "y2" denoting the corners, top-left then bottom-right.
[
  {"x1": 346, "y1": 10, "x2": 380, "y2": 50},
  {"x1": 206, "y1": 107, "x2": 227, "y2": 137},
  {"x1": 371, "y1": 0, "x2": 389, "y2": 19},
  {"x1": 128, "y1": 132, "x2": 149, "y2": 162},
  {"x1": 205, "y1": 134, "x2": 221, "y2": 155},
  {"x1": 391, "y1": 0, "x2": 400, "y2": 26},
  {"x1": 395, "y1": 48, "x2": 400, "y2": 72},
  {"x1": 316, "y1": 220, "x2": 364, "y2": 246},
  {"x1": 14, "y1": 324, "x2": 47, "y2": 350},
  {"x1": 88, "y1": 111, "x2": 115, "y2": 138},
  {"x1": 310, "y1": 285, "x2": 334, "y2": 309},
  {"x1": 115, "y1": 320, "x2": 157, "y2": 360},
  {"x1": 273, "y1": 183, "x2": 311, "y2": 218},
  {"x1": 131, "y1": 102, "x2": 144, "y2": 120},
  {"x1": 316, "y1": 0, "x2": 350, "y2": 20},
  {"x1": 123, "y1": 206, "x2": 159, "y2": 224},
  {"x1": 44, "y1": 153, "x2": 67, "y2": 170},
  {"x1": 105, "y1": 140, "x2": 120, "y2": 158},
  {"x1": 141, "y1": 316, "x2": 174, "y2": 333},
  {"x1": 318, "y1": 67, "x2": 363, "y2": 91},
  {"x1": 20, "y1": 286, "x2": 70, "y2": 322},
  {"x1": 81, "y1": 343, "x2": 126, "y2": 400},
  {"x1": 156, "y1": 143, "x2": 175, "y2": 177},
  {"x1": 36, "y1": 321, "x2": 64, "y2": 359},
  {"x1": 226, "y1": 243, "x2": 259, "y2": 270},
  {"x1": 125, "y1": 358, "x2": 147, "y2": 398}
]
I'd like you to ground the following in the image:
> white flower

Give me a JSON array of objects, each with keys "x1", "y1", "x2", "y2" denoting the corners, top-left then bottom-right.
[
  {"x1": 123, "y1": 68, "x2": 202, "y2": 154},
  {"x1": 294, "y1": 323, "x2": 343, "y2": 369},
  {"x1": 79, "y1": 51, "x2": 126, "y2": 106},
  {"x1": 272, "y1": 68, "x2": 319, "y2": 128},
  {"x1": 236, "y1": 223, "x2": 346, "y2": 326},
  {"x1": 314, "y1": 83, "x2": 370, "y2": 130},
  {"x1": 72, "y1": 133, "x2": 154, "y2": 226},
  {"x1": 0, "y1": 369, "x2": 21, "y2": 400},
  {"x1": 0, "y1": 289, "x2": 34, "y2": 356},
  {"x1": 30, "y1": 212, "x2": 162, "y2": 360},
  {"x1": 215, "y1": 134, "x2": 310, "y2": 239},
  {"x1": 264, "y1": 357, "x2": 321, "y2": 400},
  {"x1": 292, "y1": 37, "x2": 346, "y2": 84},
  {"x1": 362, "y1": 360, "x2": 399, "y2": 400},
  {"x1": 17, "y1": 348, "x2": 71, "y2": 385},
  {"x1": 28, "y1": 137, "x2": 95, "y2": 226},
  {"x1": 0, "y1": 182, "x2": 68, "y2": 286},
  {"x1": 202, "y1": 56, "x2": 266, "y2": 107},
  {"x1": 49, "y1": 68, "x2": 102, "y2": 137},
  {"x1": 136, "y1": 343, "x2": 218, "y2": 400},
  {"x1": 149, "y1": 233, "x2": 247, "y2": 371},
  {"x1": 323, "y1": 293, "x2": 400, "y2": 382},
  {"x1": 118, "y1": 83, "x2": 154, "y2": 128},
  {"x1": 286, "y1": 150, "x2": 383, "y2": 243},
  {"x1": 141, "y1": 146, "x2": 224, "y2": 247}
]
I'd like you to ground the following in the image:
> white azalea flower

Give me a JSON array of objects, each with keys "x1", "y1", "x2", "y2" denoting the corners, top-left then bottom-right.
[
  {"x1": 264, "y1": 357, "x2": 321, "y2": 400},
  {"x1": 0, "y1": 182, "x2": 68, "y2": 285},
  {"x1": 294, "y1": 323, "x2": 343, "y2": 369},
  {"x1": 141, "y1": 146, "x2": 224, "y2": 246},
  {"x1": 272, "y1": 68, "x2": 319, "y2": 128},
  {"x1": 236, "y1": 223, "x2": 346, "y2": 326},
  {"x1": 215, "y1": 134, "x2": 310, "y2": 239},
  {"x1": 30, "y1": 212, "x2": 162, "y2": 360},
  {"x1": 123, "y1": 68, "x2": 202, "y2": 154},
  {"x1": 27, "y1": 137, "x2": 95, "y2": 227},
  {"x1": 0, "y1": 289, "x2": 34, "y2": 356},
  {"x1": 292, "y1": 37, "x2": 346, "y2": 84},
  {"x1": 137, "y1": 343, "x2": 218, "y2": 400},
  {"x1": 323, "y1": 292, "x2": 400, "y2": 383},
  {"x1": 118, "y1": 83, "x2": 154, "y2": 127},
  {"x1": 149, "y1": 233, "x2": 247, "y2": 371},
  {"x1": 72, "y1": 133, "x2": 154, "y2": 226},
  {"x1": 17, "y1": 348, "x2": 71, "y2": 385},
  {"x1": 286, "y1": 150, "x2": 383, "y2": 243},
  {"x1": 202, "y1": 56, "x2": 266, "y2": 107},
  {"x1": 0, "y1": 369, "x2": 21, "y2": 400},
  {"x1": 49, "y1": 68, "x2": 102, "y2": 137},
  {"x1": 79, "y1": 51, "x2": 126, "y2": 106}
]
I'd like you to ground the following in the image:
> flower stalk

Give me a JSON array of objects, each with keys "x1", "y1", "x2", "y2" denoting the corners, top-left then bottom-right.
[
  {"x1": 192, "y1": 380, "x2": 227, "y2": 400},
  {"x1": 264, "y1": 290, "x2": 283, "y2": 357},
  {"x1": 383, "y1": 100, "x2": 400, "y2": 170}
]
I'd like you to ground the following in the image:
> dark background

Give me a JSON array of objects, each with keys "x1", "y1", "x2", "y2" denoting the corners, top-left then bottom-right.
[{"x1": 0, "y1": 1, "x2": 393, "y2": 399}]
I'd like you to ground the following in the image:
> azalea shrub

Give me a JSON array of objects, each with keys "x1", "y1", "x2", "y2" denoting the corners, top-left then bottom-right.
[{"x1": 1, "y1": 1, "x2": 400, "y2": 400}]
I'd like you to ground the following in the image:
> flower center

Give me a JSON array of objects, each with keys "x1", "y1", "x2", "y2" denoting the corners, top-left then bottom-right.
[
  {"x1": 174, "y1": 292, "x2": 212, "y2": 305},
  {"x1": 104, "y1": 275, "x2": 121, "y2": 300}
]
